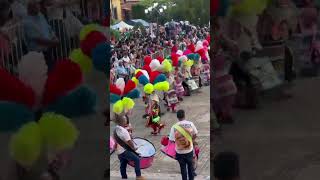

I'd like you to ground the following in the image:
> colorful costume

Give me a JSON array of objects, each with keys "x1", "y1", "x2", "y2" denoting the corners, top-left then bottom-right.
[
  {"x1": 145, "y1": 94, "x2": 165, "y2": 135},
  {"x1": 213, "y1": 54, "x2": 237, "y2": 123}
]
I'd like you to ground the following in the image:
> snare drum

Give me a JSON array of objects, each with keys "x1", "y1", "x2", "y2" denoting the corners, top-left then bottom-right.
[
  {"x1": 110, "y1": 136, "x2": 115, "y2": 155},
  {"x1": 128, "y1": 137, "x2": 156, "y2": 169},
  {"x1": 161, "y1": 140, "x2": 199, "y2": 169}
]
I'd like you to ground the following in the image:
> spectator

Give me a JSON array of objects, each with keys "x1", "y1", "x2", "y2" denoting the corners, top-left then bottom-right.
[
  {"x1": 214, "y1": 152, "x2": 240, "y2": 180},
  {"x1": 116, "y1": 61, "x2": 128, "y2": 82},
  {"x1": 23, "y1": 0, "x2": 59, "y2": 69}
]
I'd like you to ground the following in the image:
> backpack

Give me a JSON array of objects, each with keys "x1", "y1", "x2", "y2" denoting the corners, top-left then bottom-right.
[{"x1": 174, "y1": 124, "x2": 192, "y2": 150}]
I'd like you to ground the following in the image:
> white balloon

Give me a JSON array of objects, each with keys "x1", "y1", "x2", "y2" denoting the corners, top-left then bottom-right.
[
  {"x1": 115, "y1": 78, "x2": 125, "y2": 94},
  {"x1": 176, "y1": 50, "x2": 183, "y2": 56},
  {"x1": 195, "y1": 43, "x2": 203, "y2": 52},
  {"x1": 141, "y1": 70, "x2": 150, "y2": 80},
  {"x1": 149, "y1": 59, "x2": 161, "y2": 71},
  {"x1": 18, "y1": 51, "x2": 47, "y2": 105},
  {"x1": 178, "y1": 55, "x2": 188, "y2": 63}
]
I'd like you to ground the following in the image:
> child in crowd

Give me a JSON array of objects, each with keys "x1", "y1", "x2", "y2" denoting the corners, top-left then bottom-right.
[
  {"x1": 174, "y1": 76, "x2": 185, "y2": 101},
  {"x1": 213, "y1": 54, "x2": 237, "y2": 124},
  {"x1": 145, "y1": 93, "x2": 165, "y2": 135}
]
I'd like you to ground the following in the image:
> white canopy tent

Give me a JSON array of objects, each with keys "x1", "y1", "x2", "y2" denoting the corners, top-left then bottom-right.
[
  {"x1": 132, "y1": 19, "x2": 150, "y2": 27},
  {"x1": 111, "y1": 21, "x2": 134, "y2": 31}
]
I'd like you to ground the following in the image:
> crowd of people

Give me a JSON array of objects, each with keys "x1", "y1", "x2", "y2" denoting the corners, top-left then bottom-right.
[
  {"x1": 109, "y1": 22, "x2": 210, "y2": 180},
  {"x1": 0, "y1": 0, "x2": 104, "y2": 73},
  {"x1": 110, "y1": 23, "x2": 210, "y2": 84}
]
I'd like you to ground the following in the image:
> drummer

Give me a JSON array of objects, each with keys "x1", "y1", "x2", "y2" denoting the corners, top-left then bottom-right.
[
  {"x1": 113, "y1": 115, "x2": 145, "y2": 180},
  {"x1": 169, "y1": 109, "x2": 198, "y2": 180}
]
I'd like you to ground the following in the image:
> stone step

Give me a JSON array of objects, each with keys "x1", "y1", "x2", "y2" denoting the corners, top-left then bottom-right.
[{"x1": 110, "y1": 171, "x2": 210, "y2": 180}]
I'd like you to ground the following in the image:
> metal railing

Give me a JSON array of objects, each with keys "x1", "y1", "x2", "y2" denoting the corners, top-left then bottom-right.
[
  {"x1": 0, "y1": 21, "x2": 25, "y2": 75},
  {"x1": 0, "y1": 1, "x2": 105, "y2": 76}
]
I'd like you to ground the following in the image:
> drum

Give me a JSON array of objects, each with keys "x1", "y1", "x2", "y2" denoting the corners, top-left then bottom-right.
[
  {"x1": 110, "y1": 136, "x2": 115, "y2": 155},
  {"x1": 161, "y1": 141, "x2": 199, "y2": 170},
  {"x1": 128, "y1": 137, "x2": 156, "y2": 169}
]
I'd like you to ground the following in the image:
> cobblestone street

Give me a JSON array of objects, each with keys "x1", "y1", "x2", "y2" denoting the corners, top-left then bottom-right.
[{"x1": 110, "y1": 86, "x2": 210, "y2": 180}]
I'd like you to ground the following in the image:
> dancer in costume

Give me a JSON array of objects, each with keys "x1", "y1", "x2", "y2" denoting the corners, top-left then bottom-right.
[{"x1": 145, "y1": 93, "x2": 165, "y2": 135}]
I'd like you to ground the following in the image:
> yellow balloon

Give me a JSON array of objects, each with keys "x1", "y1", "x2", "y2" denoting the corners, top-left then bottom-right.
[
  {"x1": 122, "y1": 97, "x2": 135, "y2": 110},
  {"x1": 79, "y1": 24, "x2": 101, "y2": 41},
  {"x1": 162, "y1": 60, "x2": 172, "y2": 72},
  {"x1": 132, "y1": 77, "x2": 139, "y2": 85},
  {"x1": 135, "y1": 69, "x2": 141, "y2": 75},
  {"x1": 69, "y1": 49, "x2": 93, "y2": 74},
  {"x1": 144, "y1": 83, "x2": 154, "y2": 94},
  {"x1": 113, "y1": 100, "x2": 124, "y2": 114},
  {"x1": 9, "y1": 122, "x2": 42, "y2": 167},
  {"x1": 38, "y1": 113, "x2": 79, "y2": 151},
  {"x1": 154, "y1": 81, "x2": 170, "y2": 92}
]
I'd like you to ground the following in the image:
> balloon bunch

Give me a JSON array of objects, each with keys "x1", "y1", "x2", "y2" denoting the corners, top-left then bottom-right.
[
  {"x1": 110, "y1": 78, "x2": 140, "y2": 114},
  {"x1": 9, "y1": 112, "x2": 79, "y2": 168},
  {"x1": 0, "y1": 52, "x2": 97, "y2": 132},
  {"x1": 69, "y1": 24, "x2": 110, "y2": 73},
  {"x1": 135, "y1": 56, "x2": 170, "y2": 95}
]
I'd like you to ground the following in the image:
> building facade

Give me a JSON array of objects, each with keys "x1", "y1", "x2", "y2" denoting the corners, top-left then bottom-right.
[
  {"x1": 121, "y1": 0, "x2": 140, "y2": 20},
  {"x1": 111, "y1": 0, "x2": 123, "y2": 20}
]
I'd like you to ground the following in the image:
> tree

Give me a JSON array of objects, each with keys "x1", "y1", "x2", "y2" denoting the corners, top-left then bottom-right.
[
  {"x1": 132, "y1": 0, "x2": 210, "y2": 26},
  {"x1": 132, "y1": 4, "x2": 147, "y2": 19}
]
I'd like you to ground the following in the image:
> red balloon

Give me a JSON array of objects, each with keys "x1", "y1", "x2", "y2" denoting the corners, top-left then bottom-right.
[
  {"x1": 183, "y1": 49, "x2": 192, "y2": 55},
  {"x1": 171, "y1": 46, "x2": 178, "y2": 53},
  {"x1": 171, "y1": 53, "x2": 179, "y2": 67},
  {"x1": 42, "y1": 60, "x2": 83, "y2": 106},
  {"x1": 196, "y1": 48, "x2": 206, "y2": 57},
  {"x1": 80, "y1": 31, "x2": 107, "y2": 56},
  {"x1": 123, "y1": 80, "x2": 136, "y2": 95},
  {"x1": 142, "y1": 65, "x2": 151, "y2": 74},
  {"x1": 110, "y1": 84, "x2": 122, "y2": 95},
  {"x1": 149, "y1": 71, "x2": 161, "y2": 83},
  {"x1": 0, "y1": 68, "x2": 35, "y2": 108},
  {"x1": 136, "y1": 71, "x2": 144, "y2": 78},
  {"x1": 206, "y1": 35, "x2": 211, "y2": 44},
  {"x1": 144, "y1": 56, "x2": 152, "y2": 65},
  {"x1": 203, "y1": 40, "x2": 209, "y2": 47},
  {"x1": 187, "y1": 44, "x2": 195, "y2": 53},
  {"x1": 156, "y1": 56, "x2": 164, "y2": 63}
]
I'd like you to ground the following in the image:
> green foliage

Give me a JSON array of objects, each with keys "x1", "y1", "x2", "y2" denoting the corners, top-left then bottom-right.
[
  {"x1": 132, "y1": 4, "x2": 147, "y2": 19},
  {"x1": 134, "y1": 0, "x2": 209, "y2": 26}
]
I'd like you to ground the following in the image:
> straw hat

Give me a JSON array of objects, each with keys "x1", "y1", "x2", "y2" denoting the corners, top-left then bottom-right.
[{"x1": 151, "y1": 94, "x2": 159, "y2": 103}]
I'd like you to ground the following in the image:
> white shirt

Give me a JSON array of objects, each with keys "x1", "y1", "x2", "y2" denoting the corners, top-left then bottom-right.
[
  {"x1": 114, "y1": 125, "x2": 132, "y2": 155},
  {"x1": 169, "y1": 120, "x2": 198, "y2": 154}
]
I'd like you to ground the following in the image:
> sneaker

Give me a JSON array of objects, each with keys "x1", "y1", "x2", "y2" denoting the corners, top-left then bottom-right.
[{"x1": 136, "y1": 176, "x2": 145, "y2": 180}]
